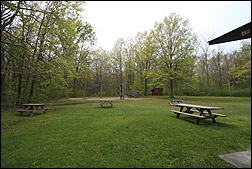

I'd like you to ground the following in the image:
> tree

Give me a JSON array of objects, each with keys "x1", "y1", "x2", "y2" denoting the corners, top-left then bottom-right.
[
  {"x1": 123, "y1": 37, "x2": 135, "y2": 94},
  {"x1": 71, "y1": 20, "x2": 96, "y2": 96},
  {"x1": 111, "y1": 38, "x2": 126, "y2": 98},
  {"x1": 1, "y1": 1, "x2": 96, "y2": 107},
  {"x1": 197, "y1": 31, "x2": 215, "y2": 96},
  {"x1": 208, "y1": 46, "x2": 225, "y2": 92},
  {"x1": 151, "y1": 12, "x2": 197, "y2": 98},
  {"x1": 134, "y1": 31, "x2": 157, "y2": 96},
  {"x1": 1, "y1": 1, "x2": 22, "y2": 36},
  {"x1": 90, "y1": 47, "x2": 111, "y2": 96},
  {"x1": 228, "y1": 42, "x2": 251, "y2": 88}
]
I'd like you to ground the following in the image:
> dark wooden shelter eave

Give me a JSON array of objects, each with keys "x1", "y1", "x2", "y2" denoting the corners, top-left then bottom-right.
[{"x1": 208, "y1": 22, "x2": 251, "y2": 45}]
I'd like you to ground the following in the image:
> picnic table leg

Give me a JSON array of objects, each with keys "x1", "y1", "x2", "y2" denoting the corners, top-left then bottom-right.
[
  {"x1": 177, "y1": 106, "x2": 184, "y2": 118},
  {"x1": 195, "y1": 109, "x2": 205, "y2": 125},
  {"x1": 30, "y1": 111, "x2": 34, "y2": 117},
  {"x1": 185, "y1": 107, "x2": 193, "y2": 114},
  {"x1": 195, "y1": 118, "x2": 200, "y2": 125},
  {"x1": 207, "y1": 110, "x2": 216, "y2": 123},
  {"x1": 41, "y1": 106, "x2": 46, "y2": 114}
]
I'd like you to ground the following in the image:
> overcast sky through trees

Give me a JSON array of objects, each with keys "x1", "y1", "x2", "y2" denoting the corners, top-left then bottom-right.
[{"x1": 82, "y1": 1, "x2": 251, "y2": 52}]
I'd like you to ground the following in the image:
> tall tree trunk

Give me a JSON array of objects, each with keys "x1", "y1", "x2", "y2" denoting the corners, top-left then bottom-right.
[
  {"x1": 83, "y1": 82, "x2": 86, "y2": 98},
  {"x1": 73, "y1": 77, "x2": 77, "y2": 95},
  {"x1": 1, "y1": 74, "x2": 6, "y2": 93},
  {"x1": 1, "y1": 59, "x2": 11, "y2": 93},
  {"x1": 22, "y1": 74, "x2": 30, "y2": 104},
  {"x1": 205, "y1": 54, "x2": 210, "y2": 96},
  {"x1": 206, "y1": 73, "x2": 210, "y2": 96},
  {"x1": 217, "y1": 52, "x2": 222, "y2": 90},
  {"x1": 28, "y1": 78, "x2": 36, "y2": 103},
  {"x1": 228, "y1": 80, "x2": 231, "y2": 96},
  {"x1": 170, "y1": 79, "x2": 174, "y2": 98},
  {"x1": 144, "y1": 76, "x2": 147, "y2": 96},
  {"x1": 16, "y1": 74, "x2": 22, "y2": 107}
]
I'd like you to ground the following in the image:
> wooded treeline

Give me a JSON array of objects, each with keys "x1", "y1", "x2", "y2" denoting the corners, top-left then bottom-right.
[{"x1": 1, "y1": 1, "x2": 251, "y2": 108}]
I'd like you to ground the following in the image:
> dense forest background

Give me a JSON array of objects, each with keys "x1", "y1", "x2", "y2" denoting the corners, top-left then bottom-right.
[{"x1": 1, "y1": 1, "x2": 251, "y2": 108}]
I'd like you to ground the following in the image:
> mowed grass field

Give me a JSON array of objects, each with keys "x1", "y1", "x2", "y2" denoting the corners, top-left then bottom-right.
[{"x1": 1, "y1": 96, "x2": 251, "y2": 168}]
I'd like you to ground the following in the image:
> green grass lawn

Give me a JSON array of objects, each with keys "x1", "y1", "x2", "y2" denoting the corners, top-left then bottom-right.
[{"x1": 1, "y1": 96, "x2": 251, "y2": 168}]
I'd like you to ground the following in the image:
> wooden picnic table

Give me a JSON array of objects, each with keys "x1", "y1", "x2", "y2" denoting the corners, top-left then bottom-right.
[
  {"x1": 170, "y1": 103, "x2": 226, "y2": 125},
  {"x1": 18, "y1": 104, "x2": 49, "y2": 117},
  {"x1": 100, "y1": 100, "x2": 113, "y2": 108}
]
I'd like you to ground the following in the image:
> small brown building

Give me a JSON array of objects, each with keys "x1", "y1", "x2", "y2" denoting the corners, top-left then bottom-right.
[{"x1": 151, "y1": 88, "x2": 163, "y2": 96}]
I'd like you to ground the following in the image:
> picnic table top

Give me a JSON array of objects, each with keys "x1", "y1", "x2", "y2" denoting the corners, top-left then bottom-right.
[
  {"x1": 22, "y1": 104, "x2": 45, "y2": 106},
  {"x1": 174, "y1": 103, "x2": 224, "y2": 110}
]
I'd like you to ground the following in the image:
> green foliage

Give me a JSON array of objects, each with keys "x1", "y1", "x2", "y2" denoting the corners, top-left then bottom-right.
[
  {"x1": 228, "y1": 42, "x2": 251, "y2": 86},
  {"x1": 151, "y1": 12, "x2": 197, "y2": 97},
  {"x1": 1, "y1": 1, "x2": 96, "y2": 108},
  {"x1": 229, "y1": 88, "x2": 251, "y2": 97},
  {"x1": 1, "y1": 2, "x2": 251, "y2": 109}
]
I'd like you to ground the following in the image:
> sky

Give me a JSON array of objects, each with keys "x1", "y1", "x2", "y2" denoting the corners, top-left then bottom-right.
[{"x1": 81, "y1": 1, "x2": 251, "y2": 53}]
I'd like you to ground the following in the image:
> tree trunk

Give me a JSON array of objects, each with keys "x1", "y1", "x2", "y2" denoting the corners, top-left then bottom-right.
[
  {"x1": 83, "y1": 83, "x2": 86, "y2": 98},
  {"x1": 16, "y1": 74, "x2": 22, "y2": 107},
  {"x1": 27, "y1": 7, "x2": 47, "y2": 103},
  {"x1": 1, "y1": 74, "x2": 6, "y2": 93},
  {"x1": 205, "y1": 55, "x2": 210, "y2": 96},
  {"x1": 228, "y1": 80, "x2": 231, "y2": 96},
  {"x1": 100, "y1": 84, "x2": 103, "y2": 98},
  {"x1": 28, "y1": 78, "x2": 36, "y2": 103},
  {"x1": 1, "y1": 59, "x2": 11, "y2": 93},
  {"x1": 206, "y1": 73, "x2": 210, "y2": 96},
  {"x1": 22, "y1": 74, "x2": 30, "y2": 104},
  {"x1": 73, "y1": 77, "x2": 77, "y2": 95},
  {"x1": 217, "y1": 52, "x2": 222, "y2": 91},
  {"x1": 144, "y1": 76, "x2": 147, "y2": 96},
  {"x1": 170, "y1": 79, "x2": 174, "y2": 98}
]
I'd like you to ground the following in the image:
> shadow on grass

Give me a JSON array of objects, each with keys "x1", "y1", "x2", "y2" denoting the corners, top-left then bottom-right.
[
  {"x1": 171, "y1": 115, "x2": 236, "y2": 128},
  {"x1": 13, "y1": 112, "x2": 45, "y2": 117},
  {"x1": 99, "y1": 106, "x2": 115, "y2": 109}
]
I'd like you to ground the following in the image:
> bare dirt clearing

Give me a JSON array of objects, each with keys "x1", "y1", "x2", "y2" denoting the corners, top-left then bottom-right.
[{"x1": 70, "y1": 97, "x2": 146, "y2": 101}]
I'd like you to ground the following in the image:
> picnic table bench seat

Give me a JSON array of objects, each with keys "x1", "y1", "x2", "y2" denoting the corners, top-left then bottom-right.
[
  {"x1": 184, "y1": 110, "x2": 227, "y2": 117},
  {"x1": 203, "y1": 112, "x2": 227, "y2": 117},
  {"x1": 17, "y1": 109, "x2": 47, "y2": 117},
  {"x1": 170, "y1": 110, "x2": 206, "y2": 119}
]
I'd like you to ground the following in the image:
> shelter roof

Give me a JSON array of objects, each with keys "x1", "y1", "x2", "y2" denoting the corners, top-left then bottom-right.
[{"x1": 208, "y1": 22, "x2": 251, "y2": 45}]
